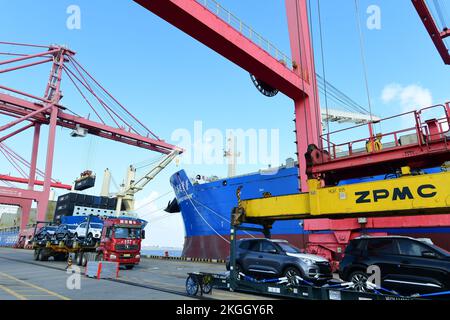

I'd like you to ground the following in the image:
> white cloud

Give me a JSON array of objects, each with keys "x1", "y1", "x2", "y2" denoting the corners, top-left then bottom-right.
[
  {"x1": 381, "y1": 83, "x2": 433, "y2": 112},
  {"x1": 135, "y1": 191, "x2": 185, "y2": 248}
]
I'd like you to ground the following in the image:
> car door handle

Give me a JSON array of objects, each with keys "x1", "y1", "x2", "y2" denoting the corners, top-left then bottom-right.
[
  {"x1": 401, "y1": 260, "x2": 411, "y2": 265},
  {"x1": 258, "y1": 255, "x2": 264, "y2": 258}
]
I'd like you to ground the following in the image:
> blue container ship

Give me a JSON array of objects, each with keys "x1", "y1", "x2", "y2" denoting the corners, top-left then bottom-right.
[{"x1": 169, "y1": 164, "x2": 450, "y2": 262}]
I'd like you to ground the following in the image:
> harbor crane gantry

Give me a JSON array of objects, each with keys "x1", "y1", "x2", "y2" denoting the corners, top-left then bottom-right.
[
  {"x1": 413, "y1": 0, "x2": 450, "y2": 65},
  {"x1": 0, "y1": 42, "x2": 182, "y2": 232},
  {"x1": 136, "y1": 0, "x2": 450, "y2": 223}
]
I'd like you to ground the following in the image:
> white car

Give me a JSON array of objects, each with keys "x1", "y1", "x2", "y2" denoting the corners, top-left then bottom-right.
[{"x1": 74, "y1": 222, "x2": 103, "y2": 240}]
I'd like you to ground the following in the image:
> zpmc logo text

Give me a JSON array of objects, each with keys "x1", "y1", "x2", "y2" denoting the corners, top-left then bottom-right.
[{"x1": 355, "y1": 184, "x2": 437, "y2": 204}]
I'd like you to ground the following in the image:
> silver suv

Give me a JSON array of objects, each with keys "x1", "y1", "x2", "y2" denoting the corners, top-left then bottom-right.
[{"x1": 226, "y1": 239, "x2": 333, "y2": 284}]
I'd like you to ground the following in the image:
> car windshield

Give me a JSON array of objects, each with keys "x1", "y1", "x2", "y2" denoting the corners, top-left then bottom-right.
[
  {"x1": 277, "y1": 242, "x2": 301, "y2": 254},
  {"x1": 114, "y1": 227, "x2": 141, "y2": 239},
  {"x1": 87, "y1": 223, "x2": 103, "y2": 229},
  {"x1": 430, "y1": 244, "x2": 450, "y2": 256}
]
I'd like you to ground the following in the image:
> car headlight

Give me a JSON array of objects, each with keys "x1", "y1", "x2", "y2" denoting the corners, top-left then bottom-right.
[
  {"x1": 300, "y1": 258, "x2": 314, "y2": 265},
  {"x1": 110, "y1": 254, "x2": 117, "y2": 260}
]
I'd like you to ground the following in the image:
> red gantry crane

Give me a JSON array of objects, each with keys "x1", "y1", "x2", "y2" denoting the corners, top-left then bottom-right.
[
  {"x1": 135, "y1": 0, "x2": 450, "y2": 220},
  {"x1": 135, "y1": 0, "x2": 450, "y2": 188},
  {"x1": 0, "y1": 41, "x2": 181, "y2": 232}
]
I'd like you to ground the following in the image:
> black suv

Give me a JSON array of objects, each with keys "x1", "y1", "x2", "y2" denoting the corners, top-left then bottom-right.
[
  {"x1": 34, "y1": 225, "x2": 57, "y2": 241},
  {"x1": 52, "y1": 224, "x2": 77, "y2": 242},
  {"x1": 339, "y1": 236, "x2": 450, "y2": 295},
  {"x1": 226, "y1": 238, "x2": 332, "y2": 284}
]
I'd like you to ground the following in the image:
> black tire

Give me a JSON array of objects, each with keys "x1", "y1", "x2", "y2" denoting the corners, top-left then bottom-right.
[
  {"x1": 81, "y1": 254, "x2": 88, "y2": 267},
  {"x1": 76, "y1": 253, "x2": 83, "y2": 266},
  {"x1": 38, "y1": 250, "x2": 48, "y2": 261},
  {"x1": 283, "y1": 267, "x2": 302, "y2": 286},
  {"x1": 87, "y1": 233, "x2": 93, "y2": 243},
  {"x1": 33, "y1": 249, "x2": 40, "y2": 261},
  {"x1": 234, "y1": 263, "x2": 244, "y2": 280},
  {"x1": 186, "y1": 275, "x2": 199, "y2": 296},
  {"x1": 349, "y1": 270, "x2": 369, "y2": 292},
  {"x1": 125, "y1": 265, "x2": 134, "y2": 270}
]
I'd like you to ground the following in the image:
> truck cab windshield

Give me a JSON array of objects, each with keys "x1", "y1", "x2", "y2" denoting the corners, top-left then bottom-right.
[{"x1": 114, "y1": 227, "x2": 141, "y2": 239}]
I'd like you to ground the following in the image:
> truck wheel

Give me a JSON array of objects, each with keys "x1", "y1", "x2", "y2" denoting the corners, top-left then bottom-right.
[
  {"x1": 38, "y1": 250, "x2": 48, "y2": 261},
  {"x1": 81, "y1": 254, "x2": 88, "y2": 267},
  {"x1": 76, "y1": 253, "x2": 83, "y2": 266},
  {"x1": 33, "y1": 249, "x2": 40, "y2": 261}
]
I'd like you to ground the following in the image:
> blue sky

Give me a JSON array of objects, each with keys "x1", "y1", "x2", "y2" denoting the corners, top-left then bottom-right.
[{"x1": 1, "y1": 0, "x2": 449, "y2": 247}]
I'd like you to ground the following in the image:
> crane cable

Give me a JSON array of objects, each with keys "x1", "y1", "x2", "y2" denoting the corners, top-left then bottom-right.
[
  {"x1": 354, "y1": 0, "x2": 374, "y2": 122},
  {"x1": 306, "y1": 0, "x2": 322, "y2": 145},
  {"x1": 316, "y1": 0, "x2": 330, "y2": 135},
  {"x1": 433, "y1": 0, "x2": 448, "y2": 29},
  {"x1": 176, "y1": 175, "x2": 230, "y2": 244}
]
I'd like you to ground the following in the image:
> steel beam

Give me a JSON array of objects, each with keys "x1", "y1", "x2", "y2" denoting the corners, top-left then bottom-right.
[
  {"x1": 0, "y1": 93, "x2": 179, "y2": 154},
  {"x1": 412, "y1": 0, "x2": 450, "y2": 65},
  {"x1": 0, "y1": 175, "x2": 71, "y2": 190},
  {"x1": 133, "y1": 0, "x2": 310, "y2": 100}
]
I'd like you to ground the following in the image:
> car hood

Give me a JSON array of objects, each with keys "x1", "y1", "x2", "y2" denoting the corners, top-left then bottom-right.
[{"x1": 286, "y1": 252, "x2": 328, "y2": 262}]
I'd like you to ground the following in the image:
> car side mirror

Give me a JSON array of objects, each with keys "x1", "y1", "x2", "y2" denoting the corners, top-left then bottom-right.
[
  {"x1": 141, "y1": 230, "x2": 146, "y2": 239},
  {"x1": 422, "y1": 251, "x2": 438, "y2": 259}
]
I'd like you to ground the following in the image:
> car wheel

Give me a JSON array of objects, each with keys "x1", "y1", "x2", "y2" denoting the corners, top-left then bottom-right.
[
  {"x1": 87, "y1": 233, "x2": 93, "y2": 243},
  {"x1": 284, "y1": 267, "x2": 302, "y2": 286},
  {"x1": 233, "y1": 263, "x2": 243, "y2": 280},
  {"x1": 74, "y1": 233, "x2": 78, "y2": 240},
  {"x1": 350, "y1": 270, "x2": 369, "y2": 292},
  {"x1": 125, "y1": 265, "x2": 134, "y2": 270}
]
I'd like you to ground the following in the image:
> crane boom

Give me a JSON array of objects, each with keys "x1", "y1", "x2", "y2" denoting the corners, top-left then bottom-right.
[{"x1": 114, "y1": 150, "x2": 181, "y2": 214}]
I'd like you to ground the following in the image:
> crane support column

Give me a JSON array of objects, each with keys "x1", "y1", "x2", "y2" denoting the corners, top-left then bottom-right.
[{"x1": 286, "y1": 0, "x2": 322, "y2": 191}]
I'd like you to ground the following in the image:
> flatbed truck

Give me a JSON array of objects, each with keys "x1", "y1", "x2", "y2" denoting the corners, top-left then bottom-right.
[{"x1": 32, "y1": 216, "x2": 144, "y2": 269}]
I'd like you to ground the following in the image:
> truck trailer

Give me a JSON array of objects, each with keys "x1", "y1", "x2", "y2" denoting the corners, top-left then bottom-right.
[{"x1": 32, "y1": 216, "x2": 145, "y2": 269}]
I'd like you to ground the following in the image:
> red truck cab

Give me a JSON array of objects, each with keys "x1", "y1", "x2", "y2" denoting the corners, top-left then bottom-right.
[{"x1": 97, "y1": 218, "x2": 144, "y2": 269}]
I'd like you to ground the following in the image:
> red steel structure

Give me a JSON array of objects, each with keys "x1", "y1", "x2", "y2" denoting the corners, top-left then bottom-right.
[
  {"x1": 136, "y1": 0, "x2": 450, "y2": 190},
  {"x1": 0, "y1": 42, "x2": 180, "y2": 232},
  {"x1": 412, "y1": 0, "x2": 450, "y2": 65},
  {"x1": 136, "y1": 0, "x2": 450, "y2": 267},
  {"x1": 135, "y1": 0, "x2": 322, "y2": 191}
]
